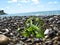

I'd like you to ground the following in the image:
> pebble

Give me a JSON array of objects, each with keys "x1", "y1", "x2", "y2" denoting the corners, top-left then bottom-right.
[
  {"x1": 0, "y1": 16, "x2": 60, "y2": 45},
  {"x1": 21, "y1": 37, "x2": 27, "y2": 42},
  {"x1": 5, "y1": 28, "x2": 9, "y2": 32},
  {"x1": 57, "y1": 21, "x2": 60, "y2": 24},
  {"x1": 53, "y1": 27, "x2": 58, "y2": 31},
  {"x1": 45, "y1": 35, "x2": 49, "y2": 39},
  {"x1": 34, "y1": 38, "x2": 42, "y2": 43},
  {"x1": 0, "y1": 31, "x2": 2, "y2": 34},
  {"x1": 0, "y1": 34, "x2": 9, "y2": 45},
  {"x1": 26, "y1": 38, "x2": 32, "y2": 43},
  {"x1": 45, "y1": 40, "x2": 53, "y2": 45},
  {"x1": 52, "y1": 37, "x2": 58, "y2": 41},
  {"x1": 49, "y1": 18, "x2": 53, "y2": 21},
  {"x1": 44, "y1": 28, "x2": 52, "y2": 35}
]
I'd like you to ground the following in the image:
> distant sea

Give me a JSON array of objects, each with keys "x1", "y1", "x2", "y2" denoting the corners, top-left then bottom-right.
[{"x1": 0, "y1": 10, "x2": 60, "y2": 17}]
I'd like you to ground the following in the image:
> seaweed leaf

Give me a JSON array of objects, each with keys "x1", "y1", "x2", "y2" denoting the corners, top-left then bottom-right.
[{"x1": 21, "y1": 17, "x2": 44, "y2": 38}]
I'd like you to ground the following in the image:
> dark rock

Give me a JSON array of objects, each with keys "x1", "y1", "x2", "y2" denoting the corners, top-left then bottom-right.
[
  {"x1": 0, "y1": 10, "x2": 7, "y2": 15},
  {"x1": 48, "y1": 30, "x2": 56, "y2": 38}
]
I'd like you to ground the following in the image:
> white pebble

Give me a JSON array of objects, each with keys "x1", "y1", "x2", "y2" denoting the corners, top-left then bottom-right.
[{"x1": 44, "y1": 28, "x2": 52, "y2": 35}]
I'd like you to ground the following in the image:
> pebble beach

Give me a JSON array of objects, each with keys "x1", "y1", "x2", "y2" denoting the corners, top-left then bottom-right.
[{"x1": 0, "y1": 15, "x2": 60, "y2": 45}]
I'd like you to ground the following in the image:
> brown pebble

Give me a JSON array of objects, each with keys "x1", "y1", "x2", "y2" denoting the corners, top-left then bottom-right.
[
  {"x1": 0, "y1": 34, "x2": 9, "y2": 45},
  {"x1": 52, "y1": 37, "x2": 58, "y2": 41},
  {"x1": 43, "y1": 35, "x2": 49, "y2": 41}
]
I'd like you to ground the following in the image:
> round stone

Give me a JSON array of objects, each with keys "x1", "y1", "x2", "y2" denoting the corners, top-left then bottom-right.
[{"x1": 0, "y1": 34, "x2": 9, "y2": 45}]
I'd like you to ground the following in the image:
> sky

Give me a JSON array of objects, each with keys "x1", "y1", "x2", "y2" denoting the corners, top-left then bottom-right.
[{"x1": 0, "y1": 0, "x2": 60, "y2": 14}]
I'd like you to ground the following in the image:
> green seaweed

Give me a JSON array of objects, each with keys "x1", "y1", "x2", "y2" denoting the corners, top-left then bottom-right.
[{"x1": 21, "y1": 17, "x2": 44, "y2": 38}]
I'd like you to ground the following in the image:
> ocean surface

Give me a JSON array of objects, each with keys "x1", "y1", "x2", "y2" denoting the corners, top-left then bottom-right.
[{"x1": 0, "y1": 10, "x2": 60, "y2": 17}]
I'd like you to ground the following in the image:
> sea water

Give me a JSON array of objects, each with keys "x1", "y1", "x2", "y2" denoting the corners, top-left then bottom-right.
[{"x1": 0, "y1": 10, "x2": 60, "y2": 17}]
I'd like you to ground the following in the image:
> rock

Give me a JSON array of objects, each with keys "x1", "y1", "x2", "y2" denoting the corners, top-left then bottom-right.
[
  {"x1": 16, "y1": 43, "x2": 22, "y2": 45},
  {"x1": 57, "y1": 21, "x2": 60, "y2": 24},
  {"x1": 19, "y1": 41, "x2": 24, "y2": 45},
  {"x1": 12, "y1": 38, "x2": 17, "y2": 44},
  {"x1": 33, "y1": 38, "x2": 43, "y2": 44},
  {"x1": 4, "y1": 28, "x2": 9, "y2": 32},
  {"x1": 44, "y1": 28, "x2": 52, "y2": 35},
  {"x1": 0, "y1": 31, "x2": 2, "y2": 34},
  {"x1": 43, "y1": 35, "x2": 49, "y2": 42},
  {"x1": 21, "y1": 37, "x2": 27, "y2": 42},
  {"x1": 0, "y1": 34, "x2": 9, "y2": 45},
  {"x1": 26, "y1": 38, "x2": 32, "y2": 43},
  {"x1": 52, "y1": 37, "x2": 58, "y2": 41},
  {"x1": 44, "y1": 28, "x2": 56, "y2": 38},
  {"x1": 0, "y1": 10, "x2": 6, "y2": 15},
  {"x1": 45, "y1": 35, "x2": 49, "y2": 39},
  {"x1": 48, "y1": 30, "x2": 56, "y2": 38},
  {"x1": 53, "y1": 27, "x2": 58, "y2": 31},
  {"x1": 58, "y1": 31, "x2": 60, "y2": 35},
  {"x1": 10, "y1": 33, "x2": 14, "y2": 36},
  {"x1": 49, "y1": 18, "x2": 53, "y2": 21},
  {"x1": 50, "y1": 24, "x2": 53, "y2": 27},
  {"x1": 45, "y1": 40, "x2": 53, "y2": 45},
  {"x1": 58, "y1": 41, "x2": 60, "y2": 45},
  {"x1": 53, "y1": 40, "x2": 57, "y2": 44}
]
